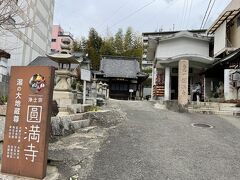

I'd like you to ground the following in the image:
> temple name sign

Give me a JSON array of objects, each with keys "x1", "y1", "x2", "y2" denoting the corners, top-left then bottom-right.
[
  {"x1": 81, "y1": 69, "x2": 91, "y2": 104},
  {"x1": 81, "y1": 68, "x2": 91, "y2": 82},
  {"x1": 178, "y1": 60, "x2": 189, "y2": 106},
  {"x1": 1, "y1": 66, "x2": 55, "y2": 179}
]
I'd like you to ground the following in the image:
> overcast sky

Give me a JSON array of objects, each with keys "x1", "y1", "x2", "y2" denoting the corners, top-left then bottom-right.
[{"x1": 54, "y1": 0, "x2": 231, "y2": 38}]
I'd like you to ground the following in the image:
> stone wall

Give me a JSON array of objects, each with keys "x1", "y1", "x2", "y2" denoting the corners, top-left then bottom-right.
[
  {"x1": 0, "y1": 105, "x2": 6, "y2": 116},
  {"x1": 0, "y1": 81, "x2": 8, "y2": 97},
  {"x1": 0, "y1": 106, "x2": 125, "y2": 142}
]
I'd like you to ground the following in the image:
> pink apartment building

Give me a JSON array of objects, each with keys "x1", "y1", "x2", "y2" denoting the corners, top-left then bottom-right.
[{"x1": 51, "y1": 25, "x2": 74, "y2": 53}]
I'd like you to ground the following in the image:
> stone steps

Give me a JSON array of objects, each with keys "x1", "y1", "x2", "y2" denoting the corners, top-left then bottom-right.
[
  {"x1": 188, "y1": 109, "x2": 233, "y2": 116},
  {"x1": 51, "y1": 114, "x2": 91, "y2": 137},
  {"x1": 190, "y1": 102, "x2": 236, "y2": 109},
  {"x1": 71, "y1": 119, "x2": 90, "y2": 130},
  {"x1": 188, "y1": 107, "x2": 216, "y2": 110},
  {"x1": 188, "y1": 102, "x2": 238, "y2": 116},
  {"x1": 79, "y1": 126, "x2": 97, "y2": 133}
]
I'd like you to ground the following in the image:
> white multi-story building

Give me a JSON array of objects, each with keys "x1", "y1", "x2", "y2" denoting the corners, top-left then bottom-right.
[{"x1": 0, "y1": 0, "x2": 55, "y2": 68}]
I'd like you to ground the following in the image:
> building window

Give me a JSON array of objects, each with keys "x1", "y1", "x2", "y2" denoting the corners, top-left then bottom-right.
[
  {"x1": 237, "y1": 16, "x2": 240, "y2": 27},
  {"x1": 51, "y1": 39, "x2": 56, "y2": 42}
]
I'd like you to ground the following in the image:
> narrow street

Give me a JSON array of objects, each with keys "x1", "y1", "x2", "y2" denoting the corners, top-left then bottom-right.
[{"x1": 87, "y1": 100, "x2": 240, "y2": 180}]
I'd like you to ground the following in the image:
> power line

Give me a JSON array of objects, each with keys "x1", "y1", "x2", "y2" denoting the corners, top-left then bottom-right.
[
  {"x1": 181, "y1": 0, "x2": 193, "y2": 29},
  {"x1": 200, "y1": 0, "x2": 212, "y2": 29},
  {"x1": 180, "y1": 0, "x2": 187, "y2": 29},
  {"x1": 202, "y1": 0, "x2": 216, "y2": 29},
  {"x1": 186, "y1": 0, "x2": 193, "y2": 29},
  {"x1": 183, "y1": 0, "x2": 189, "y2": 29},
  {"x1": 106, "y1": 0, "x2": 157, "y2": 32},
  {"x1": 96, "y1": 0, "x2": 131, "y2": 29},
  {"x1": 154, "y1": 0, "x2": 177, "y2": 31}
]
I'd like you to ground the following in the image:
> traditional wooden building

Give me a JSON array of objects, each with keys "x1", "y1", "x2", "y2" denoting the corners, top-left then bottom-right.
[
  {"x1": 204, "y1": 48, "x2": 240, "y2": 100},
  {"x1": 94, "y1": 56, "x2": 148, "y2": 100},
  {"x1": 206, "y1": 0, "x2": 240, "y2": 100}
]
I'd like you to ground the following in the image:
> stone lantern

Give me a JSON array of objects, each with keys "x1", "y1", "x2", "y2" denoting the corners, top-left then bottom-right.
[
  {"x1": 102, "y1": 83, "x2": 108, "y2": 99},
  {"x1": 231, "y1": 70, "x2": 240, "y2": 99},
  {"x1": 98, "y1": 81, "x2": 103, "y2": 94},
  {"x1": 47, "y1": 53, "x2": 79, "y2": 116}
]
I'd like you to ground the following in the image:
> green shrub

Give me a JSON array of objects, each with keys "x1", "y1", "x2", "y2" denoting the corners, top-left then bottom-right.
[
  {"x1": 87, "y1": 106, "x2": 100, "y2": 112},
  {"x1": 0, "y1": 96, "x2": 8, "y2": 104},
  {"x1": 143, "y1": 78, "x2": 152, "y2": 88},
  {"x1": 143, "y1": 68, "x2": 152, "y2": 74},
  {"x1": 0, "y1": 99, "x2": 4, "y2": 105}
]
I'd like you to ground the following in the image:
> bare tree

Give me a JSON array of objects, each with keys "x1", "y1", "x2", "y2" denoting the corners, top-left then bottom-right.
[
  {"x1": 0, "y1": 0, "x2": 33, "y2": 52},
  {"x1": 0, "y1": 0, "x2": 32, "y2": 32}
]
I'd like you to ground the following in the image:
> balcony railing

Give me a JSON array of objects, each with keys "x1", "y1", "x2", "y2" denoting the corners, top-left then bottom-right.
[{"x1": 58, "y1": 31, "x2": 73, "y2": 39}]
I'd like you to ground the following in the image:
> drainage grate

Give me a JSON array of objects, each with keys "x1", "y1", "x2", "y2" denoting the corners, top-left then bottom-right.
[{"x1": 191, "y1": 123, "x2": 213, "y2": 128}]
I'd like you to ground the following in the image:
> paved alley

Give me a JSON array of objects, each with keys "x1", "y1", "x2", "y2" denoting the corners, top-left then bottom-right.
[{"x1": 87, "y1": 100, "x2": 240, "y2": 180}]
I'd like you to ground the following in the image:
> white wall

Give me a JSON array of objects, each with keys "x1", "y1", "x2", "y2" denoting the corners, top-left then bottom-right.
[
  {"x1": 214, "y1": 21, "x2": 226, "y2": 57},
  {"x1": 229, "y1": 15, "x2": 240, "y2": 49},
  {"x1": 143, "y1": 88, "x2": 151, "y2": 97},
  {"x1": 155, "y1": 37, "x2": 209, "y2": 59}
]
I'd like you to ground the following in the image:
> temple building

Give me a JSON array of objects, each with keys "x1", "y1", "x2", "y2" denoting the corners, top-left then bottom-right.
[
  {"x1": 94, "y1": 56, "x2": 148, "y2": 100},
  {"x1": 146, "y1": 30, "x2": 214, "y2": 103}
]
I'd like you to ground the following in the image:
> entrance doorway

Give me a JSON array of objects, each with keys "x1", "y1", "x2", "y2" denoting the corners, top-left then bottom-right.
[{"x1": 171, "y1": 76, "x2": 178, "y2": 99}]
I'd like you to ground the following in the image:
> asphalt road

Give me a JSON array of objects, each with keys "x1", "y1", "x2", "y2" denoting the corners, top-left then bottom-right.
[{"x1": 87, "y1": 100, "x2": 240, "y2": 180}]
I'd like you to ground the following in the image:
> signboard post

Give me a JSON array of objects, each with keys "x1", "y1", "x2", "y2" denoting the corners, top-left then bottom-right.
[
  {"x1": 129, "y1": 89, "x2": 133, "y2": 100},
  {"x1": 81, "y1": 69, "x2": 91, "y2": 104},
  {"x1": 1, "y1": 66, "x2": 55, "y2": 179},
  {"x1": 83, "y1": 80, "x2": 86, "y2": 104}
]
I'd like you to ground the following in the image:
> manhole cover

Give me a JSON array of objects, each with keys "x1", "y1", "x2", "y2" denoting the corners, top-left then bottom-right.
[{"x1": 191, "y1": 123, "x2": 213, "y2": 128}]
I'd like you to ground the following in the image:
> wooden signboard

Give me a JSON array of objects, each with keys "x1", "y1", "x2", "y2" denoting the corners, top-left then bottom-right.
[{"x1": 1, "y1": 66, "x2": 55, "y2": 179}]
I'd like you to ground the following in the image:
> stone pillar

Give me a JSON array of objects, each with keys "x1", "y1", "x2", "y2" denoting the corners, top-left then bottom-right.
[
  {"x1": 178, "y1": 60, "x2": 189, "y2": 106},
  {"x1": 151, "y1": 67, "x2": 157, "y2": 100},
  {"x1": 106, "y1": 88, "x2": 109, "y2": 99},
  {"x1": 164, "y1": 67, "x2": 170, "y2": 101}
]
